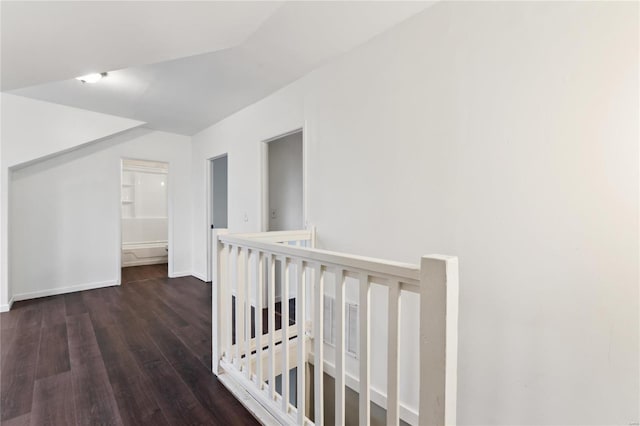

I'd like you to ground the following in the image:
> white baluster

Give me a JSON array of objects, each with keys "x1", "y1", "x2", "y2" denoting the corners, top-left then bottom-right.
[
  {"x1": 213, "y1": 237, "x2": 229, "y2": 373},
  {"x1": 255, "y1": 251, "x2": 264, "y2": 388},
  {"x1": 244, "y1": 247, "x2": 252, "y2": 379},
  {"x1": 387, "y1": 281, "x2": 401, "y2": 426},
  {"x1": 221, "y1": 244, "x2": 235, "y2": 362},
  {"x1": 229, "y1": 245, "x2": 238, "y2": 364},
  {"x1": 296, "y1": 259, "x2": 306, "y2": 425},
  {"x1": 236, "y1": 246, "x2": 245, "y2": 369},
  {"x1": 335, "y1": 268, "x2": 346, "y2": 426},
  {"x1": 313, "y1": 263, "x2": 324, "y2": 425},
  {"x1": 359, "y1": 273, "x2": 371, "y2": 426},
  {"x1": 281, "y1": 257, "x2": 290, "y2": 414},
  {"x1": 268, "y1": 253, "x2": 276, "y2": 400}
]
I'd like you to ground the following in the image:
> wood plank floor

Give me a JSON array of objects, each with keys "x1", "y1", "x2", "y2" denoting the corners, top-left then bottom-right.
[{"x1": 0, "y1": 265, "x2": 259, "y2": 425}]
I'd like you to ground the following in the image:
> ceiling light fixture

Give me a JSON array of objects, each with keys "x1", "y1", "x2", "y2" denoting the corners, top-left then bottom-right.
[{"x1": 76, "y1": 72, "x2": 108, "y2": 84}]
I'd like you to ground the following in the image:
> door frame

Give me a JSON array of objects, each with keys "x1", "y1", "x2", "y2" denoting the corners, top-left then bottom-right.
[
  {"x1": 206, "y1": 153, "x2": 229, "y2": 283},
  {"x1": 260, "y1": 126, "x2": 307, "y2": 233},
  {"x1": 118, "y1": 157, "x2": 171, "y2": 284}
]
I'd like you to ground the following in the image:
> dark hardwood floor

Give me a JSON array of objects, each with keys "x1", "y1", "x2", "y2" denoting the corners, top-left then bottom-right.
[
  {"x1": 121, "y1": 263, "x2": 168, "y2": 284},
  {"x1": 0, "y1": 264, "x2": 259, "y2": 425}
]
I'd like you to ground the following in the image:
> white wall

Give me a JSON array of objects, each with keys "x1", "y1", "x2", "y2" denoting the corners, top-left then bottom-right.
[
  {"x1": 121, "y1": 218, "x2": 167, "y2": 244},
  {"x1": 0, "y1": 94, "x2": 145, "y2": 310},
  {"x1": 192, "y1": 2, "x2": 639, "y2": 425},
  {"x1": 121, "y1": 164, "x2": 169, "y2": 245},
  {"x1": 268, "y1": 131, "x2": 303, "y2": 231},
  {"x1": 122, "y1": 170, "x2": 167, "y2": 219},
  {"x1": 1, "y1": 94, "x2": 143, "y2": 168},
  {"x1": 10, "y1": 127, "x2": 192, "y2": 300}
]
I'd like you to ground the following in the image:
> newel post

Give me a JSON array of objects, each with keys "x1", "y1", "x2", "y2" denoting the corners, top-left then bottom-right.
[
  {"x1": 309, "y1": 225, "x2": 317, "y2": 248},
  {"x1": 212, "y1": 228, "x2": 229, "y2": 375},
  {"x1": 419, "y1": 255, "x2": 459, "y2": 426}
]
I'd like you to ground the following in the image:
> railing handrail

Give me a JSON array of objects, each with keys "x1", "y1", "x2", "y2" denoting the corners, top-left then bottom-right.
[
  {"x1": 228, "y1": 229, "x2": 313, "y2": 243},
  {"x1": 219, "y1": 232, "x2": 420, "y2": 288},
  {"x1": 213, "y1": 227, "x2": 458, "y2": 426}
]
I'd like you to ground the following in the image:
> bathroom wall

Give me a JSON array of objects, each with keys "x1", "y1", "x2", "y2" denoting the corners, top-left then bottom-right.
[{"x1": 121, "y1": 160, "x2": 168, "y2": 241}]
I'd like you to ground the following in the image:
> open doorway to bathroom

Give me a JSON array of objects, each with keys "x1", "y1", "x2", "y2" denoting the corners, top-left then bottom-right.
[{"x1": 120, "y1": 159, "x2": 169, "y2": 283}]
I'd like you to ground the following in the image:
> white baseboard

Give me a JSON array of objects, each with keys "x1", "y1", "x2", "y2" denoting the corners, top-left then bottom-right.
[
  {"x1": 122, "y1": 258, "x2": 167, "y2": 268},
  {"x1": 0, "y1": 296, "x2": 15, "y2": 312},
  {"x1": 12, "y1": 280, "x2": 119, "y2": 303},
  {"x1": 191, "y1": 272, "x2": 208, "y2": 282},
  {"x1": 169, "y1": 271, "x2": 193, "y2": 279}
]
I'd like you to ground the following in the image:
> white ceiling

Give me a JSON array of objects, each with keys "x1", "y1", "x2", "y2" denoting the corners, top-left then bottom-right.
[
  {"x1": 1, "y1": 1, "x2": 283, "y2": 90},
  {"x1": 4, "y1": 1, "x2": 434, "y2": 135}
]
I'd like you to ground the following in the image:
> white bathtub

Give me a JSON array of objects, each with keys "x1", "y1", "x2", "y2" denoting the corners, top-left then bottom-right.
[{"x1": 122, "y1": 241, "x2": 168, "y2": 267}]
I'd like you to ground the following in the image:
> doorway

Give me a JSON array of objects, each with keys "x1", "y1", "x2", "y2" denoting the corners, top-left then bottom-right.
[
  {"x1": 207, "y1": 154, "x2": 229, "y2": 283},
  {"x1": 262, "y1": 130, "x2": 304, "y2": 309},
  {"x1": 120, "y1": 159, "x2": 169, "y2": 283},
  {"x1": 265, "y1": 130, "x2": 304, "y2": 232}
]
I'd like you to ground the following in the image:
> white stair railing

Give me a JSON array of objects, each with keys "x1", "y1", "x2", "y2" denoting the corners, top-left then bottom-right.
[{"x1": 212, "y1": 228, "x2": 458, "y2": 426}]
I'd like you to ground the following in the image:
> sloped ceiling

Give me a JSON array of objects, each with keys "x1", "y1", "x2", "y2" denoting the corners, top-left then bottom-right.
[
  {"x1": 1, "y1": 93, "x2": 144, "y2": 168},
  {"x1": 4, "y1": 1, "x2": 434, "y2": 135},
  {"x1": 1, "y1": 1, "x2": 283, "y2": 90}
]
